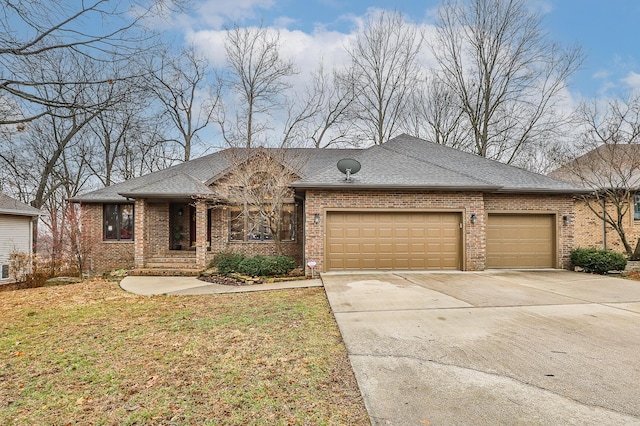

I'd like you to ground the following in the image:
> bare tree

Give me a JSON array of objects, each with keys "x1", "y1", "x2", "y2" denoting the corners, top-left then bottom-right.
[
  {"x1": 148, "y1": 47, "x2": 220, "y2": 161},
  {"x1": 219, "y1": 24, "x2": 296, "y2": 148},
  {"x1": 222, "y1": 148, "x2": 305, "y2": 255},
  {"x1": 551, "y1": 95, "x2": 640, "y2": 257},
  {"x1": 0, "y1": 0, "x2": 176, "y2": 125},
  {"x1": 344, "y1": 10, "x2": 424, "y2": 145},
  {"x1": 403, "y1": 74, "x2": 470, "y2": 149},
  {"x1": 303, "y1": 63, "x2": 356, "y2": 148},
  {"x1": 432, "y1": 0, "x2": 582, "y2": 163}
]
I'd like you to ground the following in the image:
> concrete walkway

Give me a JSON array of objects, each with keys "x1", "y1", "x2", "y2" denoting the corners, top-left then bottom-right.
[{"x1": 120, "y1": 275, "x2": 322, "y2": 295}]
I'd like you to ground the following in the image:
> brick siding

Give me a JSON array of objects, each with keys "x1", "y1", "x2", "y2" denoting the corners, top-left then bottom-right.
[
  {"x1": 82, "y1": 190, "x2": 575, "y2": 274},
  {"x1": 303, "y1": 190, "x2": 575, "y2": 274},
  {"x1": 484, "y1": 193, "x2": 574, "y2": 269},
  {"x1": 81, "y1": 203, "x2": 134, "y2": 274},
  {"x1": 574, "y1": 198, "x2": 640, "y2": 254}
]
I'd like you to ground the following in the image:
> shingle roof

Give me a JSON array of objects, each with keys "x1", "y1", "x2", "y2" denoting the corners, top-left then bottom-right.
[
  {"x1": 549, "y1": 144, "x2": 640, "y2": 190},
  {"x1": 72, "y1": 134, "x2": 582, "y2": 203},
  {"x1": 0, "y1": 193, "x2": 42, "y2": 216},
  {"x1": 71, "y1": 147, "x2": 361, "y2": 203},
  {"x1": 292, "y1": 134, "x2": 583, "y2": 193}
]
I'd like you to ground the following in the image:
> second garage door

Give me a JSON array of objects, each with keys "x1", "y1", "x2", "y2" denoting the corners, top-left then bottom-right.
[
  {"x1": 326, "y1": 211, "x2": 462, "y2": 271},
  {"x1": 486, "y1": 214, "x2": 556, "y2": 268}
]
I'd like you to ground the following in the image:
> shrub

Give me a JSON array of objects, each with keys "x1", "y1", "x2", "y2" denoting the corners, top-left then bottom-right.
[
  {"x1": 238, "y1": 255, "x2": 267, "y2": 277},
  {"x1": 236, "y1": 254, "x2": 297, "y2": 277},
  {"x1": 262, "y1": 255, "x2": 296, "y2": 276},
  {"x1": 570, "y1": 247, "x2": 627, "y2": 274},
  {"x1": 210, "y1": 251, "x2": 246, "y2": 275}
]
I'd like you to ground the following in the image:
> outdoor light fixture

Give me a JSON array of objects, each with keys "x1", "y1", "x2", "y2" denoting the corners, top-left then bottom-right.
[
  {"x1": 563, "y1": 215, "x2": 571, "y2": 225},
  {"x1": 314, "y1": 213, "x2": 320, "y2": 224},
  {"x1": 470, "y1": 213, "x2": 477, "y2": 224},
  {"x1": 177, "y1": 208, "x2": 183, "y2": 216}
]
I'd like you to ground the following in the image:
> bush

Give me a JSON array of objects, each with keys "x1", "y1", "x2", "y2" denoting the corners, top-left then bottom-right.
[
  {"x1": 263, "y1": 255, "x2": 296, "y2": 276},
  {"x1": 570, "y1": 247, "x2": 627, "y2": 274},
  {"x1": 236, "y1": 254, "x2": 297, "y2": 277},
  {"x1": 210, "y1": 251, "x2": 246, "y2": 275},
  {"x1": 238, "y1": 255, "x2": 267, "y2": 277}
]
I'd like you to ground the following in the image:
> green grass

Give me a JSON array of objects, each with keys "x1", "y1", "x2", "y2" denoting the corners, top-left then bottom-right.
[{"x1": 0, "y1": 279, "x2": 368, "y2": 425}]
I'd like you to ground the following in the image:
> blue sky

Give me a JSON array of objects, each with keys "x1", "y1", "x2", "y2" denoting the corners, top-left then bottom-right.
[{"x1": 178, "y1": 0, "x2": 640, "y2": 100}]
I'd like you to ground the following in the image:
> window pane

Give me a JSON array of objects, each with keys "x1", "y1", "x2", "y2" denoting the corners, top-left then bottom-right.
[
  {"x1": 104, "y1": 205, "x2": 119, "y2": 240},
  {"x1": 635, "y1": 194, "x2": 640, "y2": 220},
  {"x1": 120, "y1": 205, "x2": 134, "y2": 240},
  {"x1": 247, "y1": 210, "x2": 263, "y2": 241},
  {"x1": 280, "y1": 204, "x2": 295, "y2": 241},
  {"x1": 229, "y1": 207, "x2": 244, "y2": 241}
]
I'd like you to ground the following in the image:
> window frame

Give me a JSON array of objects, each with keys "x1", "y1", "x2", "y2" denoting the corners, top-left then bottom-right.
[
  {"x1": 103, "y1": 203, "x2": 135, "y2": 241},
  {"x1": 634, "y1": 193, "x2": 640, "y2": 221},
  {"x1": 228, "y1": 203, "x2": 296, "y2": 242}
]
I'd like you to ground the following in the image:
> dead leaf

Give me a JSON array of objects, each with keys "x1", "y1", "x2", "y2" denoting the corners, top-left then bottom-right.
[
  {"x1": 14, "y1": 351, "x2": 24, "y2": 357},
  {"x1": 146, "y1": 376, "x2": 159, "y2": 388}
]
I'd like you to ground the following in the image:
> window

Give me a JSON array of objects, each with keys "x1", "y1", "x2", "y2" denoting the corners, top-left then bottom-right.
[
  {"x1": 1, "y1": 264, "x2": 8, "y2": 279},
  {"x1": 229, "y1": 204, "x2": 296, "y2": 242},
  {"x1": 104, "y1": 204, "x2": 134, "y2": 241},
  {"x1": 635, "y1": 194, "x2": 640, "y2": 221}
]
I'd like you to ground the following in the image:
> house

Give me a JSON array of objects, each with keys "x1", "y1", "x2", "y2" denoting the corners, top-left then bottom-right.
[
  {"x1": 71, "y1": 134, "x2": 583, "y2": 275},
  {"x1": 0, "y1": 193, "x2": 41, "y2": 282},
  {"x1": 549, "y1": 144, "x2": 640, "y2": 255}
]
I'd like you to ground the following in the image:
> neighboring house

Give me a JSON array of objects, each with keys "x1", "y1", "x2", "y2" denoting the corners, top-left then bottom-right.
[
  {"x1": 0, "y1": 193, "x2": 41, "y2": 283},
  {"x1": 549, "y1": 144, "x2": 640, "y2": 255},
  {"x1": 71, "y1": 134, "x2": 583, "y2": 275}
]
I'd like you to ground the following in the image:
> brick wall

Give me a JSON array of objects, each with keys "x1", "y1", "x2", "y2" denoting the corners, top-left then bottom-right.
[
  {"x1": 206, "y1": 203, "x2": 304, "y2": 266},
  {"x1": 81, "y1": 203, "x2": 134, "y2": 274},
  {"x1": 484, "y1": 193, "x2": 574, "y2": 268},
  {"x1": 303, "y1": 190, "x2": 575, "y2": 273},
  {"x1": 303, "y1": 190, "x2": 486, "y2": 273},
  {"x1": 574, "y1": 198, "x2": 640, "y2": 254}
]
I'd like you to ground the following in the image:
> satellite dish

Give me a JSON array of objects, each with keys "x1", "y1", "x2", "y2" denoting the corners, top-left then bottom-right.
[{"x1": 337, "y1": 158, "x2": 361, "y2": 181}]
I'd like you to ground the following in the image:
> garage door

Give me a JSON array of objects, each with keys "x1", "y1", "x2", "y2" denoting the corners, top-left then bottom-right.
[
  {"x1": 487, "y1": 214, "x2": 555, "y2": 268},
  {"x1": 326, "y1": 211, "x2": 462, "y2": 271}
]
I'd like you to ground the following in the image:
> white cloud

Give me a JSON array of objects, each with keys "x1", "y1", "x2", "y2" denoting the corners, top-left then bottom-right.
[{"x1": 622, "y1": 71, "x2": 640, "y2": 89}]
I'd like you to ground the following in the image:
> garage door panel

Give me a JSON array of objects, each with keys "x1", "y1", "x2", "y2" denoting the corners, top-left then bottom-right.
[
  {"x1": 487, "y1": 214, "x2": 555, "y2": 269},
  {"x1": 326, "y1": 212, "x2": 461, "y2": 271}
]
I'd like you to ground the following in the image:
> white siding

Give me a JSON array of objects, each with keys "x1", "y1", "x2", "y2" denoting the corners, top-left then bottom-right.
[{"x1": 0, "y1": 214, "x2": 33, "y2": 281}]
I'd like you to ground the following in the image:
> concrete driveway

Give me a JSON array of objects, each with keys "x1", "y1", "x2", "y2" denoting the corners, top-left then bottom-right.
[{"x1": 322, "y1": 270, "x2": 640, "y2": 425}]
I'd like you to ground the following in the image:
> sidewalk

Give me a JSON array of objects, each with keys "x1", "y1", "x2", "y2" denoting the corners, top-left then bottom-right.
[{"x1": 120, "y1": 275, "x2": 323, "y2": 296}]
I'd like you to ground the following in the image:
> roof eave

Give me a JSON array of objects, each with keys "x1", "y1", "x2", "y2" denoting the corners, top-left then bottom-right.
[
  {"x1": 0, "y1": 209, "x2": 41, "y2": 217},
  {"x1": 493, "y1": 187, "x2": 593, "y2": 194},
  {"x1": 290, "y1": 183, "x2": 503, "y2": 191}
]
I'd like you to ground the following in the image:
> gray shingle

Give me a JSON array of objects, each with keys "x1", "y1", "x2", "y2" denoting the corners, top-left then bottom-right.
[
  {"x1": 292, "y1": 134, "x2": 583, "y2": 192},
  {"x1": 73, "y1": 135, "x2": 583, "y2": 203},
  {"x1": 0, "y1": 193, "x2": 42, "y2": 216}
]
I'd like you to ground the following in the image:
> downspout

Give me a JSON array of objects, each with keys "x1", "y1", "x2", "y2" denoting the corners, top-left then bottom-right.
[{"x1": 602, "y1": 197, "x2": 607, "y2": 250}]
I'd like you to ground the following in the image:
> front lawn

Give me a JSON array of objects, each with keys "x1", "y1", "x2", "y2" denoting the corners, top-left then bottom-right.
[{"x1": 0, "y1": 279, "x2": 369, "y2": 425}]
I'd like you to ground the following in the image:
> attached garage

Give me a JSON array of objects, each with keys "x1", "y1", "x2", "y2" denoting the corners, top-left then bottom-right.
[
  {"x1": 326, "y1": 211, "x2": 462, "y2": 271},
  {"x1": 486, "y1": 213, "x2": 556, "y2": 268}
]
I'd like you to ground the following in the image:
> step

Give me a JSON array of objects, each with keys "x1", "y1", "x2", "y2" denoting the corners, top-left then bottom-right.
[
  {"x1": 146, "y1": 257, "x2": 197, "y2": 264},
  {"x1": 128, "y1": 268, "x2": 201, "y2": 277},
  {"x1": 144, "y1": 262, "x2": 199, "y2": 269}
]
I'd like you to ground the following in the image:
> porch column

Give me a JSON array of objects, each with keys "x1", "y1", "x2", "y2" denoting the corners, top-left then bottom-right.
[
  {"x1": 134, "y1": 198, "x2": 146, "y2": 268},
  {"x1": 195, "y1": 199, "x2": 207, "y2": 268}
]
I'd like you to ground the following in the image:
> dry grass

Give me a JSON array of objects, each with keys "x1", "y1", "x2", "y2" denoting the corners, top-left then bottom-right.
[{"x1": 0, "y1": 279, "x2": 369, "y2": 425}]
